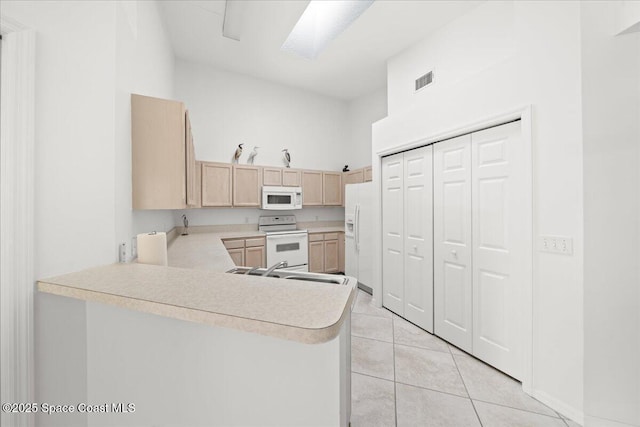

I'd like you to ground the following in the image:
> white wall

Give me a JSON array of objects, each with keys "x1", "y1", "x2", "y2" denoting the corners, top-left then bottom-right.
[
  {"x1": 3, "y1": 0, "x2": 118, "y2": 280},
  {"x1": 3, "y1": 0, "x2": 176, "y2": 272},
  {"x1": 347, "y1": 89, "x2": 388, "y2": 170},
  {"x1": 115, "y1": 1, "x2": 176, "y2": 253},
  {"x1": 175, "y1": 59, "x2": 350, "y2": 171},
  {"x1": 174, "y1": 60, "x2": 385, "y2": 226},
  {"x1": 2, "y1": 1, "x2": 177, "y2": 422},
  {"x1": 373, "y1": 0, "x2": 585, "y2": 420},
  {"x1": 581, "y1": 2, "x2": 640, "y2": 426}
]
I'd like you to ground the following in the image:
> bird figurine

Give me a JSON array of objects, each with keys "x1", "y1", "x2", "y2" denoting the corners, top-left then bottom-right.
[
  {"x1": 342, "y1": 165, "x2": 349, "y2": 172},
  {"x1": 233, "y1": 143, "x2": 244, "y2": 163},
  {"x1": 181, "y1": 214, "x2": 189, "y2": 236},
  {"x1": 247, "y1": 146, "x2": 259, "y2": 165},
  {"x1": 282, "y1": 148, "x2": 291, "y2": 168}
]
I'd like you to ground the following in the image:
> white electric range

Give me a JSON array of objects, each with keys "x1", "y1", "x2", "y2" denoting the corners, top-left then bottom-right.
[{"x1": 259, "y1": 215, "x2": 309, "y2": 272}]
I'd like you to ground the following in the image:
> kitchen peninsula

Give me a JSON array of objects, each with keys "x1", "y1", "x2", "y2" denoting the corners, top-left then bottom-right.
[{"x1": 36, "y1": 230, "x2": 355, "y2": 427}]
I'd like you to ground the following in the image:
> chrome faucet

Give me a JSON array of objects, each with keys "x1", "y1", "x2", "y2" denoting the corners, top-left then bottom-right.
[{"x1": 262, "y1": 261, "x2": 288, "y2": 276}]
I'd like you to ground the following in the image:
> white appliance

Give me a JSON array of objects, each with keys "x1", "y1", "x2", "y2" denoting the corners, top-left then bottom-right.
[
  {"x1": 261, "y1": 186, "x2": 302, "y2": 210},
  {"x1": 259, "y1": 215, "x2": 308, "y2": 272},
  {"x1": 345, "y1": 182, "x2": 373, "y2": 291}
]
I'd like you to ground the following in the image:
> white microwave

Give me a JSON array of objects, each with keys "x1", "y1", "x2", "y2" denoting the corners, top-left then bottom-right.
[{"x1": 261, "y1": 186, "x2": 303, "y2": 210}]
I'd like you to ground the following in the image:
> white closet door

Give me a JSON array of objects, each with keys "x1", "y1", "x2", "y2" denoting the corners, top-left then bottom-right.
[
  {"x1": 382, "y1": 153, "x2": 405, "y2": 315},
  {"x1": 434, "y1": 134, "x2": 473, "y2": 352},
  {"x1": 403, "y1": 146, "x2": 434, "y2": 332},
  {"x1": 471, "y1": 121, "x2": 525, "y2": 380}
]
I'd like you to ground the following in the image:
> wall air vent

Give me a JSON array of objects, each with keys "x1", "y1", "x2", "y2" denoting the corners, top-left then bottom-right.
[{"x1": 415, "y1": 71, "x2": 434, "y2": 92}]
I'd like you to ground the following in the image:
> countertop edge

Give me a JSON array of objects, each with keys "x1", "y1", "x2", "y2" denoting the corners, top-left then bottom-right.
[{"x1": 37, "y1": 279, "x2": 354, "y2": 345}]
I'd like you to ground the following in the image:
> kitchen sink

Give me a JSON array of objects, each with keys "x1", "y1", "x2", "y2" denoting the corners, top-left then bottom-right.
[{"x1": 226, "y1": 267, "x2": 349, "y2": 285}]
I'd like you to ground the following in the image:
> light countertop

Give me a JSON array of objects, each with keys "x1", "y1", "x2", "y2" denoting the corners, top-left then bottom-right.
[{"x1": 37, "y1": 223, "x2": 352, "y2": 344}]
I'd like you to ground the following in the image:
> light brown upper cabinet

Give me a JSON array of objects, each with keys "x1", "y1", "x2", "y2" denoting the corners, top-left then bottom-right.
[
  {"x1": 282, "y1": 169, "x2": 301, "y2": 186},
  {"x1": 185, "y1": 111, "x2": 197, "y2": 207},
  {"x1": 233, "y1": 165, "x2": 262, "y2": 207},
  {"x1": 344, "y1": 169, "x2": 364, "y2": 185},
  {"x1": 263, "y1": 167, "x2": 282, "y2": 186},
  {"x1": 192, "y1": 160, "x2": 203, "y2": 208},
  {"x1": 132, "y1": 94, "x2": 197, "y2": 209},
  {"x1": 201, "y1": 162, "x2": 233, "y2": 207},
  {"x1": 323, "y1": 172, "x2": 343, "y2": 206},
  {"x1": 302, "y1": 170, "x2": 323, "y2": 206},
  {"x1": 364, "y1": 166, "x2": 373, "y2": 182}
]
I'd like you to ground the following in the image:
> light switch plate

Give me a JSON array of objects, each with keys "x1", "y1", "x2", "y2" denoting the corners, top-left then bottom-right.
[{"x1": 539, "y1": 235, "x2": 573, "y2": 255}]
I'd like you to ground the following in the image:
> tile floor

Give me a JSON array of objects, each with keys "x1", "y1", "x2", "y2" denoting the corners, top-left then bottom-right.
[{"x1": 350, "y1": 290, "x2": 581, "y2": 427}]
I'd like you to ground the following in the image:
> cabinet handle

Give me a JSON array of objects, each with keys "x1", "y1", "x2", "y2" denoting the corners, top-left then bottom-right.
[{"x1": 451, "y1": 249, "x2": 458, "y2": 258}]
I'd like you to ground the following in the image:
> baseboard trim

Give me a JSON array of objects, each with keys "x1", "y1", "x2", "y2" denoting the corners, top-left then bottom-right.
[{"x1": 530, "y1": 388, "x2": 584, "y2": 425}]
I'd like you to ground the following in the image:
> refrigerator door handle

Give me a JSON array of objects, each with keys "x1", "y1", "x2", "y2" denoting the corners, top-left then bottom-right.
[{"x1": 355, "y1": 204, "x2": 360, "y2": 252}]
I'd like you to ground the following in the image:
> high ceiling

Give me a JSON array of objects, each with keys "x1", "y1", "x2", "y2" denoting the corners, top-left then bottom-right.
[{"x1": 158, "y1": 1, "x2": 481, "y2": 100}]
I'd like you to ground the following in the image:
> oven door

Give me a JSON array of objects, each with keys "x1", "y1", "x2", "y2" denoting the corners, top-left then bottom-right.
[{"x1": 266, "y1": 232, "x2": 309, "y2": 270}]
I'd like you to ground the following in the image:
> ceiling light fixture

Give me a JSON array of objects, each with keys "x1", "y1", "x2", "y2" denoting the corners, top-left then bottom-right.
[
  {"x1": 223, "y1": 0, "x2": 244, "y2": 41},
  {"x1": 281, "y1": 0, "x2": 374, "y2": 60}
]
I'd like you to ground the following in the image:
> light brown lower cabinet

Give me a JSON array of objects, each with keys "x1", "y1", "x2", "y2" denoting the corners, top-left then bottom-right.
[
  {"x1": 324, "y1": 238, "x2": 339, "y2": 273},
  {"x1": 308, "y1": 232, "x2": 343, "y2": 274},
  {"x1": 223, "y1": 237, "x2": 266, "y2": 268},
  {"x1": 309, "y1": 240, "x2": 325, "y2": 273},
  {"x1": 227, "y1": 248, "x2": 245, "y2": 266}
]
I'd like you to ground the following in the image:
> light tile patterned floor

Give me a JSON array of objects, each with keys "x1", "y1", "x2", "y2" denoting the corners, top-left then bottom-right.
[{"x1": 351, "y1": 290, "x2": 580, "y2": 427}]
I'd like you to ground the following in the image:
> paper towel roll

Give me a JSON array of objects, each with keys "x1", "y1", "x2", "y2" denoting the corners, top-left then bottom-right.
[{"x1": 137, "y1": 232, "x2": 168, "y2": 266}]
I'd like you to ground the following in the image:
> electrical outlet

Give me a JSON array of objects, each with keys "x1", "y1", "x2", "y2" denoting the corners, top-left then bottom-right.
[
  {"x1": 119, "y1": 242, "x2": 127, "y2": 263},
  {"x1": 539, "y1": 235, "x2": 573, "y2": 255}
]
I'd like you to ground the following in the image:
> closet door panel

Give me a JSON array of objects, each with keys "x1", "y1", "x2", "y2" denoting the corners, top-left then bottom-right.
[
  {"x1": 403, "y1": 146, "x2": 434, "y2": 332},
  {"x1": 382, "y1": 153, "x2": 404, "y2": 315},
  {"x1": 434, "y1": 134, "x2": 473, "y2": 352},
  {"x1": 472, "y1": 121, "x2": 525, "y2": 380}
]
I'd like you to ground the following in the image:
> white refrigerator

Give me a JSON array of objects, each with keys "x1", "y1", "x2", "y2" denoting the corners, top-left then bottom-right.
[{"x1": 345, "y1": 182, "x2": 373, "y2": 291}]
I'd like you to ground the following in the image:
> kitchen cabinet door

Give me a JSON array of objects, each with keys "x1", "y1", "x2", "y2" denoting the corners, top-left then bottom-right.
[
  {"x1": 324, "y1": 239, "x2": 339, "y2": 273},
  {"x1": 323, "y1": 172, "x2": 342, "y2": 206},
  {"x1": 228, "y1": 248, "x2": 245, "y2": 266},
  {"x1": 342, "y1": 169, "x2": 364, "y2": 207},
  {"x1": 193, "y1": 161, "x2": 202, "y2": 208},
  {"x1": 132, "y1": 94, "x2": 189, "y2": 209},
  {"x1": 302, "y1": 171, "x2": 323, "y2": 206},
  {"x1": 185, "y1": 110, "x2": 197, "y2": 207},
  {"x1": 263, "y1": 168, "x2": 282, "y2": 186},
  {"x1": 202, "y1": 162, "x2": 233, "y2": 207},
  {"x1": 434, "y1": 134, "x2": 473, "y2": 353},
  {"x1": 364, "y1": 166, "x2": 373, "y2": 182},
  {"x1": 233, "y1": 165, "x2": 262, "y2": 207},
  {"x1": 282, "y1": 169, "x2": 301, "y2": 186},
  {"x1": 245, "y1": 246, "x2": 265, "y2": 268},
  {"x1": 344, "y1": 169, "x2": 364, "y2": 185},
  {"x1": 308, "y1": 241, "x2": 324, "y2": 273}
]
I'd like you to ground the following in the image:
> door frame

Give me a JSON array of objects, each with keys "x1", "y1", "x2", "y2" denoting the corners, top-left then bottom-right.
[
  {"x1": 373, "y1": 106, "x2": 533, "y2": 393},
  {"x1": 0, "y1": 15, "x2": 36, "y2": 427}
]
